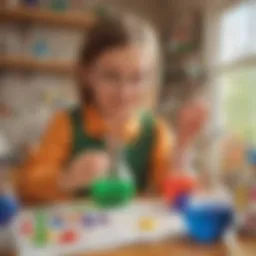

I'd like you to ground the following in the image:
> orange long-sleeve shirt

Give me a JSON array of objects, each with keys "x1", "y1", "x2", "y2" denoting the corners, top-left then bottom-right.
[{"x1": 16, "y1": 107, "x2": 174, "y2": 203}]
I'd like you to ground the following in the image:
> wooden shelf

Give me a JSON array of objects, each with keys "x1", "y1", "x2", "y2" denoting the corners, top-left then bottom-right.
[
  {"x1": 0, "y1": 56, "x2": 75, "y2": 75},
  {"x1": 0, "y1": 7, "x2": 96, "y2": 29}
]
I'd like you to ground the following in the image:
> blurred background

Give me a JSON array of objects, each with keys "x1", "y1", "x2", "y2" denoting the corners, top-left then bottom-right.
[{"x1": 0, "y1": 0, "x2": 255, "y2": 173}]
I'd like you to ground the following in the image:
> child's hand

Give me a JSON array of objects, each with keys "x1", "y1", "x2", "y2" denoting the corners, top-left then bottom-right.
[
  {"x1": 59, "y1": 151, "x2": 110, "y2": 192},
  {"x1": 178, "y1": 99, "x2": 208, "y2": 146}
]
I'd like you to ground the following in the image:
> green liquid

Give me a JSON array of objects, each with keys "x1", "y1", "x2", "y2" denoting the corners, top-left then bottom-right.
[{"x1": 91, "y1": 178, "x2": 135, "y2": 208}]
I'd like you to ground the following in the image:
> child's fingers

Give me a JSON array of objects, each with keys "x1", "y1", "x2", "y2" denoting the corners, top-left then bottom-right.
[{"x1": 65, "y1": 152, "x2": 110, "y2": 190}]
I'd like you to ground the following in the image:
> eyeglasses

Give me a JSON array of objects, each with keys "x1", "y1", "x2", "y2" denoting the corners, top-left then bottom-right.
[{"x1": 93, "y1": 69, "x2": 151, "y2": 87}]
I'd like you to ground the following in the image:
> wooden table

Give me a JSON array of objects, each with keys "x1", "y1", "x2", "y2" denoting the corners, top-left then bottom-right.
[
  {"x1": 6, "y1": 236, "x2": 255, "y2": 256},
  {"x1": 86, "y1": 237, "x2": 256, "y2": 256},
  {"x1": 4, "y1": 178, "x2": 255, "y2": 256}
]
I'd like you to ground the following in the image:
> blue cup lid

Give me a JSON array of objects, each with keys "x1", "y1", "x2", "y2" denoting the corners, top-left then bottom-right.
[{"x1": 187, "y1": 189, "x2": 233, "y2": 211}]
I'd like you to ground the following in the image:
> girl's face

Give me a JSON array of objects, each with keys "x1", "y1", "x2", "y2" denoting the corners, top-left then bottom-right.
[{"x1": 84, "y1": 44, "x2": 152, "y2": 120}]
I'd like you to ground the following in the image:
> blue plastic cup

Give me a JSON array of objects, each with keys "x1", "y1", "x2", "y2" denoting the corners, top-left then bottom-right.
[{"x1": 184, "y1": 195, "x2": 233, "y2": 243}]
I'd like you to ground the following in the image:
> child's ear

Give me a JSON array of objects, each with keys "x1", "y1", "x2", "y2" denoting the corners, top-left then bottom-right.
[
  {"x1": 77, "y1": 66, "x2": 86, "y2": 82},
  {"x1": 77, "y1": 65, "x2": 94, "y2": 89}
]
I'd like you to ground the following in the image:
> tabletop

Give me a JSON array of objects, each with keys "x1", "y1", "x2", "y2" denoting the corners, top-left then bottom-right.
[
  {"x1": 4, "y1": 174, "x2": 256, "y2": 256},
  {"x1": 5, "y1": 236, "x2": 255, "y2": 256},
  {"x1": 85, "y1": 236, "x2": 256, "y2": 256}
]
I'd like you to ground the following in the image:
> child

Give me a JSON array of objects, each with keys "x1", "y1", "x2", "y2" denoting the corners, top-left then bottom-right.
[{"x1": 15, "y1": 13, "x2": 206, "y2": 203}]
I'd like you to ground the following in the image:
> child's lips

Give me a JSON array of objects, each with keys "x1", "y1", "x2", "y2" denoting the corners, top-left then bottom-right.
[{"x1": 105, "y1": 114, "x2": 139, "y2": 143}]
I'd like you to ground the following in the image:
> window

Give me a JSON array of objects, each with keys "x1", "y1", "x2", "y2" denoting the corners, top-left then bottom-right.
[{"x1": 217, "y1": 0, "x2": 256, "y2": 142}]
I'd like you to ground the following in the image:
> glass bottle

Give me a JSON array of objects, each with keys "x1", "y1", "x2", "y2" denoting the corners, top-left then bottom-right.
[{"x1": 91, "y1": 136, "x2": 135, "y2": 208}]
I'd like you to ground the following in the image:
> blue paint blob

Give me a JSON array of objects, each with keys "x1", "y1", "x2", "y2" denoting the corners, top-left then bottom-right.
[
  {"x1": 82, "y1": 214, "x2": 97, "y2": 227},
  {"x1": 50, "y1": 216, "x2": 63, "y2": 229},
  {"x1": 173, "y1": 193, "x2": 190, "y2": 213}
]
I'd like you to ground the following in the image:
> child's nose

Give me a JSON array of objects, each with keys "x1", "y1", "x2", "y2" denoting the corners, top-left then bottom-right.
[{"x1": 118, "y1": 83, "x2": 133, "y2": 99}]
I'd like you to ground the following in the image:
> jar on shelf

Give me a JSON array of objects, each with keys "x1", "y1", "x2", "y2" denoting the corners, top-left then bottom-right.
[
  {"x1": 22, "y1": 0, "x2": 40, "y2": 7},
  {"x1": 2, "y1": 0, "x2": 20, "y2": 9},
  {"x1": 49, "y1": 0, "x2": 69, "y2": 11}
]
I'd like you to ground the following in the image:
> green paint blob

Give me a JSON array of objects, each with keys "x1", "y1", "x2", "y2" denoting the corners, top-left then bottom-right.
[{"x1": 34, "y1": 210, "x2": 48, "y2": 247}]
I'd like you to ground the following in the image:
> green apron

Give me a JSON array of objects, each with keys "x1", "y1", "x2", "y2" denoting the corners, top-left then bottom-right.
[{"x1": 68, "y1": 108, "x2": 156, "y2": 196}]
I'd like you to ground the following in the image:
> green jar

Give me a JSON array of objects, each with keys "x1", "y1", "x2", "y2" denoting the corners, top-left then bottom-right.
[{"x1": 91, "y1": 176, "x2": 135, "y2": 208}]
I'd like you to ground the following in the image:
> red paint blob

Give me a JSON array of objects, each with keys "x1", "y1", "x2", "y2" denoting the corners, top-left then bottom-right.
[
  {"x1": 59, "y1": 230, "x2": 78, "y2": 244},
  {"x1": 163, "y1": 174, "x2": 197, "y2": 203},
  {"x1": 20, "y1": 221, "x2": 33, "y2": 236}
]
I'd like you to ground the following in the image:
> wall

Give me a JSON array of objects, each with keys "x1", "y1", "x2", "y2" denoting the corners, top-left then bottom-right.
[
  {"x1": 2, "y1": 0, "x2": 240, "y2": 157},
  {"x1": 160, "y1": 0, "x2": 216, "y2": 173},
  {"x1": 0, "y1": 0, "x2": 168, "y2": 154},
  {"x1": 161, "y1": 0, "x2": 246, "y2": 173},
  {"x1": 103, "y1": 0, "x2": 168, "y2": 35}
]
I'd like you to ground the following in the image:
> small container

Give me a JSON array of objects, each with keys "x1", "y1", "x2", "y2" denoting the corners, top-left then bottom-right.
[
  {"x1": 49, "y1": 0, "x2": 69, "y2": 11},
  {"x1": 91, "y1": 143, "x2": 136, "y2": 208},
  {"x1": 23, "y1": 0, "x2": 40, "y2": 7},
  {"x1": 184, "y1": 190, "x2": 233, "y2": 243},
  {"x1": 163, "y1": 174, "x2": 197, "y2": 212},
  {"x1": 91, "y1": 177, "x2": 135, "y2": 208},
  {"x1": 32, "y1": 39, "x2": 50, "y2": 59}
]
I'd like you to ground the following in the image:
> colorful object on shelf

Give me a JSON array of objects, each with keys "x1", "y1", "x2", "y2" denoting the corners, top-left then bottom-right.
[
  {"x1": 184, "y1": 193, "x2": 233, "y2": 244},
  {"x1": 32, "y1": 39, "x2": 50, "y2": 58},
  {"x1": 163, "y1": 174, "x2": 197, "y2": 212},
  {"x1": 91, "y1": 177, "x2": 135, "y2": 208},
  {"x1": 0, "y1": 194, "x2": 18, "y2": 226},
  {"x1": 23, "y1": 0, "x2": 39, "y2": 7},
  {"x1": 50, "y1": 0, "x2": 69, "y2": 11},
  {"x1": 168, "y1": 11, "x2": 200, "y2": 54}
]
